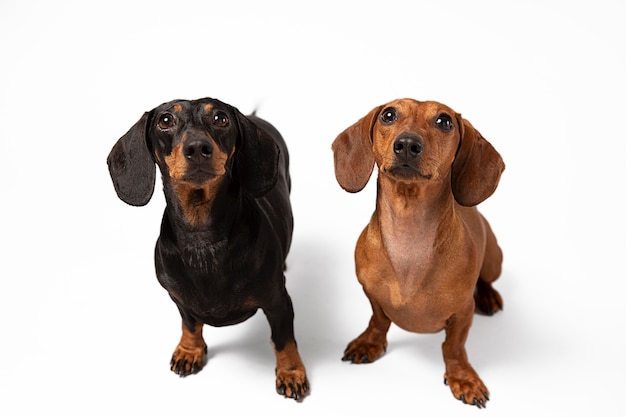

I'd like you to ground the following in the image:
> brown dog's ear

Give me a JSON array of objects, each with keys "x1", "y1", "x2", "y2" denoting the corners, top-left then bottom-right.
[
  {"x1": 331, "y1": 105, "x2": 381, "y2": 193},
  {"x1": 107, "y1": 112, "x2": 156, "y2": 206},
  {"x1": 451, "y1": 117, "x2": 505, "y2": 206},
  {"x1": 234, "y1": 111, "x2": 280, "y2": 198}
]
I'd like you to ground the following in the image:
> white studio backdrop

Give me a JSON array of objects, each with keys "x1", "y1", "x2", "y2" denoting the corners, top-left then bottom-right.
[{"x1": 1, "y1": 0, "x2": 623, "y2": 415}]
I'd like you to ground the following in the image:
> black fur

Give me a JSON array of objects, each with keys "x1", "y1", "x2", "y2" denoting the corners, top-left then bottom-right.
[{"x1": 107, "y1": 98, "x2": 307, "y2": 399}]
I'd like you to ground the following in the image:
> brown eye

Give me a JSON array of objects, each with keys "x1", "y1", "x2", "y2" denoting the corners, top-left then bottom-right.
[
  {"x1": 213, "y1": 111, "x2": 229, "y2": 127},
  {"x1": 157, "y1": 112, "x2": 175, "y2": 130},
  {"x1": 380, "y1": 107, "x2": 397, "y2": 125},
  {"x1": 435, "y1": 113, "x2": 453, "y2": 131}
]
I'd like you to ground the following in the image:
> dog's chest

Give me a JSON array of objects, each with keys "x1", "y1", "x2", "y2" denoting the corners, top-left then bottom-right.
[
  {"x1": 160, "y1": 236, "x2": 229, "y2": 292},
  {"x1": 383, "y1": 229, "x2": 434, "y2": 276},
  {"x1": 381, "y1": 233, "x2": 443, "y2": 309},
  {"x1": 365, "y1": 242, "x2": 459, "y2": 332},
  {"x1": 157, "y1": 230, "x2": 272, "y2": 322},
  {"x1": 359, "y1": 216, "x2": 473, "y2": 332},
  {"x1": 164, "y1": 251, "x2": 257, "y2": 324},
  {"x1": 377, "y1": 209, "x2": 441, "y2": 278},
  {"x1": 179, "y1": 238, "x2": 226, "y2": 275}
]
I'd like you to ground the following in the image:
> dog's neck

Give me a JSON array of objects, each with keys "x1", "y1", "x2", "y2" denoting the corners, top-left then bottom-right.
[
  {"x1": 376, "y1": 173, "x2": 455, "y2": 227},
  {"x1": 375, "y1": 173, "x2": 458, "y2": 277},
  {"x1": 163, "y1": 177, "x2": 239, "y2": 235},
  {"x1": 160, "y1": 178, "x2": 243, "y2": 274}
]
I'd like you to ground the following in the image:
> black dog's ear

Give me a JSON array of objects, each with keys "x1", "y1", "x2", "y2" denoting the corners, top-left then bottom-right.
[
  {"x1": 107, "y1": 112, "x2": 156, "y2": 206},
  {"x1": 234, "y1": 111, "x2": 280, "y2": 198}
]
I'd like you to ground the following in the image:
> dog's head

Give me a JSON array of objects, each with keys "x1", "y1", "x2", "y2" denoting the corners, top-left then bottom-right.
[
  {"x1": 332, "y1": 98, "x2": 504, "y2": 206},
  {"x1": 107, "y1": 98, "x2": 279, "y2": 207}
]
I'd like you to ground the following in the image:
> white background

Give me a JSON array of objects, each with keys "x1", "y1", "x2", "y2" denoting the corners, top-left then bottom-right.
[{"x1": 1, "y1": 0, "x2": 624, "y2": 415}]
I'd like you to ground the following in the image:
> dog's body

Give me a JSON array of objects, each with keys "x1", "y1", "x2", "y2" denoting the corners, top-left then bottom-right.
[
  {"x1": 108, "y1": 98, "x2": 308, "y2": 400},
  {"x1": 332, "y1": 98, "x2": 505, "y2": 408}
]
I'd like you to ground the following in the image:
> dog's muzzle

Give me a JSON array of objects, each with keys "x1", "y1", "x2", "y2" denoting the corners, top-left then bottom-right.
[
  {"x1": 182, "y1": 137, "x2": 219, "y2": 182},
  {"x1": 393, "y1": 134, "x2": 423, "y2": 161}
]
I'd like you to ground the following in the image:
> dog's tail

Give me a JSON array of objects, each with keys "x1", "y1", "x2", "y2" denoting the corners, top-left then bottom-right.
[{"x1": 249, "y1": 99, "x2": 265, "y2": 117}]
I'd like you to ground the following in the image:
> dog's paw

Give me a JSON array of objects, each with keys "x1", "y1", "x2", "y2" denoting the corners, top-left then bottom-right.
[
  {"x1": 444, "y1": 372, "x2": 490, "y2": 409},
  {"x1": 342, "y1": 339, "x2": 387, "y2": 364},
  {"x1": 474, "y1": 280, "x2": 503, "y2": 316},
  {"x1": 275, "y1": 368, "x2": 309, "y2": 401},
  {"x1": 170, "y1": 344, "x2": 207, "y2": 377}
]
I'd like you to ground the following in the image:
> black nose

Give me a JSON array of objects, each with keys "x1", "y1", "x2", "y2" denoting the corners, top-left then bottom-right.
[
  {"x1": 393, "y1": 135, "x2": 423, "y2": 159},
  {"x1": 183, "y1": 139, "x2": 213, "y2": 163}
]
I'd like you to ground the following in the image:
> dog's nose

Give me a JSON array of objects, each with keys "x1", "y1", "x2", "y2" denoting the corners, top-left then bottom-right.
[
  {"x1": 183, "y1": 139, "x2": 213, "y2": 163},
  {"x1": 393, "y1": 135, "x2": 423, "y2": 159}
]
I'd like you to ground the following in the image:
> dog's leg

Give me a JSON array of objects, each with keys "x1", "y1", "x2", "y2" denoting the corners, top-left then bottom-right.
[
  {"x1": 442, "y1": 302, "x2": 489, "y2": 408},
  {"x1": 263, "y1": 291, "x2": 309, "y2": 401},
  {"x1": 474, "y1": 216, "x2": 503, "y2": 315},
  {"x1": 474, "y1": 279, "x2": 503, "y2": 316},
  {"x1": 170, "y1": 320, "x2": 207, "y2": 377},
  {"x1": 342, "y1": 298, "x2": 391, "y2": 364}
]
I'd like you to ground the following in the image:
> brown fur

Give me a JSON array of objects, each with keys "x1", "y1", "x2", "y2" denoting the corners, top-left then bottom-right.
[
  {"x1": 274, "y1": 341, "x2": 309, "y2": 398},
  {"x1": 164, "y1": 137, "x2": 230, "y2": 181},
  {"x1": 332, "y1": 98, "x2": 505, "y2": 408},
  {"x1": 167, "y1": 180, "x2": 223, "y2": 226},
  {"x1": 164, "y1": 137, "x2": 231, "y2": 226},
  {"x1": 171, "y1": 321, "x2": 207, "y2": 375}
]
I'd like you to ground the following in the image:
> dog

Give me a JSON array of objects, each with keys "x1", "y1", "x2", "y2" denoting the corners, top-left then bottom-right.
[
  {"x1": 332, "y1": 98, "x2": 505, "y2": 408},
  {"x1": 107, "y1": 97, "x2": 309, "y2": 400}
]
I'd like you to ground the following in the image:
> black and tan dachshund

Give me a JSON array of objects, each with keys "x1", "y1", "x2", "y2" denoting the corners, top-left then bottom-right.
[{"x1": 107, "y1": 98, "x2": 309, "y2": 400}]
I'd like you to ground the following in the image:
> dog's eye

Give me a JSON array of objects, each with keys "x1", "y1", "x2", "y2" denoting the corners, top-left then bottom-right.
[
  {"x1": 213, "y1": 111, "x2": 230, "y2": 127},
  {"x1": 380, "y1": 107, "x2": 398, "y2": 125},
  {"x1": 157, "y1": 113, "x2": 176, "y2": 130},
  {"x1": 435, "y1": 114, "x2": 453, "y2": 132}
]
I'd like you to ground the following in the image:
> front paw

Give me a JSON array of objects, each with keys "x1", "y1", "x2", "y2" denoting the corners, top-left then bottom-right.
[
  {"x1": 342, "y1": 338, "x2": 387, "y2": 364},
  {"x1": 276, "y1": 368, "x2": 309, "y2": 401},
  {"x1": 444, "y1": 372, "x2": 490, "y2": 408},
  {"x1": 170, "y1": 344, "x2": 207, "y2": 376}
]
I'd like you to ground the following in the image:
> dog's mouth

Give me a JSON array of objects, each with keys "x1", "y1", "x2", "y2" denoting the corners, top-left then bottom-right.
[
  {"x1": 182, "y1": 167, "x2": 221, "y2": 185},
  {"x1": 184, "y1": 158, "x2": 229, "y2": 181},
  {"x1": 386, "y1": 164, "x2": 432, "y2": 180}
]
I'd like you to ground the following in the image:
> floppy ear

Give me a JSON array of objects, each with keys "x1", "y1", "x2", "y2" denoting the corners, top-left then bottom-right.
[
  {"x1": 107, "y1": 112, "x2": 156, "y2": 206},
  {"x1": 234, "y1": 112, "x2": 280, "y2": 198},
  {"x1": 451, "y1": 117, "x2": 505, "y2": 206},
  {"x1": 331, "y1": 105, "x2": 381, "y2": 193}
]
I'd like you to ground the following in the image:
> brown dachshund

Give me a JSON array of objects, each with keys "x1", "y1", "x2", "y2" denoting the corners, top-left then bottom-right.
[{"x1": 332, "y1": 98, "x2": 505, "y2": 408}]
